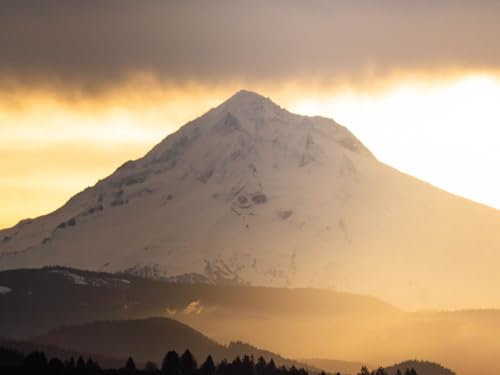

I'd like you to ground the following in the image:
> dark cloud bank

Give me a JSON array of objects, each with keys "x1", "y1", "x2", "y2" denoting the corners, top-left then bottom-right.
[{"x1": 1, "y1": 0, "x2": 499, "y2": 91}]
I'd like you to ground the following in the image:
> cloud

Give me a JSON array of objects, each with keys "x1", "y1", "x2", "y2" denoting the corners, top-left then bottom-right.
[
  {"x1": 183, "y1": 300, "x2": 204, "y2": 315},
  {"x1": 165, "y1": 308, "x2": 177, "y2": 317},
  {"x1": 1, "y1": 0, "x2": 499, "y2": 93}
]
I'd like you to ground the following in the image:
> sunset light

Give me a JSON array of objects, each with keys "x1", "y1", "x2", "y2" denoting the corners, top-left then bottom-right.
[{"x1": 1, "y1": 2, "x2": 500, "y2": 374}]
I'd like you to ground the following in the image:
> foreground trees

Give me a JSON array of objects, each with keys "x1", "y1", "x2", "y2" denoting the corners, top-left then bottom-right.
[
  {"x1": 358, "y1": 366, "x2": 419, "y2": 375},
  {"x1": 0, "y1": 347, "x2": 418, "y2": 375}
]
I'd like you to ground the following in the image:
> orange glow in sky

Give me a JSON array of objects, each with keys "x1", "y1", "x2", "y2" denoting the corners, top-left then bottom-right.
[{"x1": 1, "y1": 73, "x2": 499, "y2": 228}]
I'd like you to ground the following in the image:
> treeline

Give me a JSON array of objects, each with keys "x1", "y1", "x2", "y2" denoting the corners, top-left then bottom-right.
[
  {"x1": 0, "y1": 348, "x2": 309, "y2": 375},
  {"x1": 358, "y1": 367, "x2": 418, "y2": 375},
  {"x1": 0, "y1": 347, "x2": 419, "y2": 375}
]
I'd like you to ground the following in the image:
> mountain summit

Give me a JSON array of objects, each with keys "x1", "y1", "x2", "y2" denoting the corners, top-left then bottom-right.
[{"x1": 1, "y1": 90, "x2": 499, "y2": 309}]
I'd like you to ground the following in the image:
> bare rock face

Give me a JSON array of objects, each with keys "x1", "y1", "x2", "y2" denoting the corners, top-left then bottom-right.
[
  {"x1": 1, "y1": 90, "x2": 499, "y2": 310},
  {"x1": 251, "y1": 194, "x2": 267, "y2": 204},
  {"x1": 277, "y1": 210, "x2": 293, "y2": 220}
]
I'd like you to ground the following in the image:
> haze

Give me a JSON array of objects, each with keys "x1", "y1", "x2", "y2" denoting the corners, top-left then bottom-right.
[{"x1": 2, "y1": 2, "x2": 500, "y2": 375}]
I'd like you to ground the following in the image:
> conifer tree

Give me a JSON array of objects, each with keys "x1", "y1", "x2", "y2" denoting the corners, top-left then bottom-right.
[
  {"x1": 180, "y1": 349, "x2": 198, "y2": 375},
  {"x1": 76, "y1": 356, "x2": 86, "y2": 372},
  {"x1": 162, "y1": 350, "x2": 180, "y2": 375},
  {"x1": 200, "y1": 355, "x2": 216, "y2": 375},
  {"x1": 126, "y1": 356, "x2": 137, "y2": 371}
]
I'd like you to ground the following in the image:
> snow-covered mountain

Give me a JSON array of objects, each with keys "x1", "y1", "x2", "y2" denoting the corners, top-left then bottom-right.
[{"x1": 1, "y1": 90, "x2": 499, "y2": 309}]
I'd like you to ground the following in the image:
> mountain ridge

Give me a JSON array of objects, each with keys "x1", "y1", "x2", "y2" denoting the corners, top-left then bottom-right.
[
  {"x1": 0, "y1": 267, "x2": 479, "y2": 375},
  {"x1": 1, "y1": 90, "x2": 499, "y2": 310}
]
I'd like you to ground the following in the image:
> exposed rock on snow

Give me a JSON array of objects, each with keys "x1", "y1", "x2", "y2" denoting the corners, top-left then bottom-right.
[{"x1": 50, "y1": 270, "x2": 88, "y2": 285}]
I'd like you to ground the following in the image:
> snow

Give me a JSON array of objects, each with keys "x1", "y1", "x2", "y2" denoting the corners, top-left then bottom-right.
[
  {"x1": 0, "y1": 90, "x2": 499, "y2": 310},
  {"x1": 48, "y1": 270, "x2": 131, "y2": 287},
  {"x1": 183, "y1": 300, "x2": 203, "y2": 315},
  {"x1": 0, "y1": 286, "x2": 12, "y2": 295},
  {"x1": 50, "y1": 270, "x2": 88, "y2": 285}
]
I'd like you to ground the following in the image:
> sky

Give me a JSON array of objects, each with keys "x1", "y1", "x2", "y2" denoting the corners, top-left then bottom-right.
[{"x1": 1, "y1": 0, "x2": 500, "y2": 228}]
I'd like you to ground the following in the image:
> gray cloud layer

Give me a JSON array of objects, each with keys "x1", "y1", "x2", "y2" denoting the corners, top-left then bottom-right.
[{"x1": 1, "y1": 0, "x2": 499, "y2": 90}]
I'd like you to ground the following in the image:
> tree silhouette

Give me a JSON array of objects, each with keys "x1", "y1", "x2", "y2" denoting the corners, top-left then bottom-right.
[
  {"x1": 267, "y1": 358, "x2": 277, "y2": 375},
  {"x1": 200, "y1": 355, "x2": 216, "y2": 375},
  {"x1": 180, "y1": 349, "x2": 198, "y2": 375},
  {"x1": 66, "y1": 357, "x2": 76, "y2": 371},
  {"x1": 232, "y1": 356, "x2": 243, "y2": 374},
  {"x1": 48, "y1": 357, "x2": 65, "y2": 373},
  {"x1": 0, "y1": 348, "x2": 316, "y2": 375},
  {"x1": 162, "y1": 350, "x2": 180, "y2": 375},
  {"x1": 126, "y1": 356, "x2": 137, "y2": 371},
  {"x1": 77, "y1": 356, "x2": 86, "y2": 372},
  {"x1": 241, "y1": 355, "x2": 254, "y2": 375},
  {"x1": 86, "y1": 357, "x2": 100, "y2": 374},
  {"x1": 255, "y1": 356, "x2": 267, "y2": 375}
]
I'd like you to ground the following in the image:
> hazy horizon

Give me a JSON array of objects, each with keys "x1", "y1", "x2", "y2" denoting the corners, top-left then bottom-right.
[{"x1": 1, "y1": 3, "x2": 500, "y2": 375}]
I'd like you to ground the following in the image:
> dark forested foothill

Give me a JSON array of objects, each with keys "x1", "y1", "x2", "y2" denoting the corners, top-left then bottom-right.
[{"x1": 357, "y1": 367, "x2": 419, "y2": 375}]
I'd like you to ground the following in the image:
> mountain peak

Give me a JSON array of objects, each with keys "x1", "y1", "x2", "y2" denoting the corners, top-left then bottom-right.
[
  {"x1": 218, "y1": 89, "x2": 281, "y2": 116},
  {"x1": 227, "y1": 89, "x2": 270, "y2": 103},
  {"x1": 138, "y1": 89, "x2": 373, "y2": 179}
]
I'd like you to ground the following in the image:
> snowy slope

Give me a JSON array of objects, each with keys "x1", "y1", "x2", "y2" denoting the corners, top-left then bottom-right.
[{"x1": 1, "y1": 90, "x2": 499, "y2": 309}]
